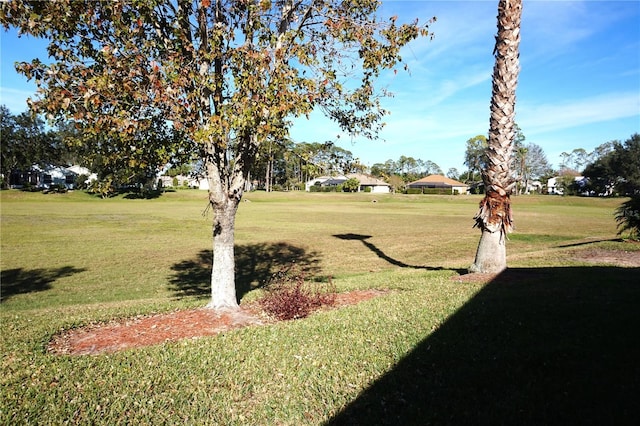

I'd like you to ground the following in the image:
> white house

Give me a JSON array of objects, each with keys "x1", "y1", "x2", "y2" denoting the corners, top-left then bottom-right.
[
  {"x1": 304, "y1": 174, "x2": 391, "y2": 193},
  {"x1": 547, "y1": 176, "x2": 587, "y2": 195},
  {"x1": 10, "y1": 164, "x2": 96, "y2": 190},
  {"x1": 406, "y1": 175, "x2": 469, "y2": 194},
  {"x1": 305, "y1": 175, "x2": 339, "y2": 191},
  {"x1": 348, "y1": 173, "x2": 391, "y2": 193},
  {"x1": 189, "y1": 176, "x2": 210, "y2": 190},
  {"x1": 183, "y1": 176, "x2": 255, "y2": 191},
  {"x1": 526, "y1": 180, "x2": 543, "y2": 194},
  {"x1": 158, "y1": 174, "x2": 192, "y2": 188},
  {"x1": 66, "y1": 165, "x2": 97, "y2": 187}
]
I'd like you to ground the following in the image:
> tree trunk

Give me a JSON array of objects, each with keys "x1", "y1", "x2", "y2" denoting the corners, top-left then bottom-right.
[
  {"x1": 470, "y1": 228, "x2": 506, "y2": 273},
  {"x1": 203, "y1": 130, "x2": 257, "y2": 309},
  {"x1": 470, "y1": 192, "x2": 512, "y2": 273},
  {"x1": 204, "y1": 140, "x2": 247, "y2": 310},
  {"x1": 470, "y1": 0, "x2": 521, "y2": 274},
  {"x1": 207, "y1": 197, "x2": 240, "y2": 309}
]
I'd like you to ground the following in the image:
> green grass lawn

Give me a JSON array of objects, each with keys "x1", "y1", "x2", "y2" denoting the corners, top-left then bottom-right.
[{"x1": 1, "y1": 189, "x2": 638, "y2": 424}]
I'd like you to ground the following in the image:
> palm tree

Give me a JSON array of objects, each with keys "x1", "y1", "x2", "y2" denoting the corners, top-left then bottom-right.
[{"x1": 470, "y1": 0, "x2": 522, "y2": 273}]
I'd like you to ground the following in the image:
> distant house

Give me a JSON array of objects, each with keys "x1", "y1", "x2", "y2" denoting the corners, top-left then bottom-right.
[
  {"x1": 406, "y1": 175, "x2": 469, "y2": 194},
  {"x1": 347, "y1": 173, "x2": 391, "y2": 193},
  {"x1": 323, "y1": 176, "x2": 348, "y2": 187},
  {"x1": 186, "y1": 176, "x2": 255, "y2": 191},
  {"x1": 159, "y1": 174, "x2": 191, "y2": 188},
  {"x1": 10, "y1": 164, "x2": 96, "y2": 190},
  {"x1": 305, "y1": 175, "x2": 344, "y2": 191},
  {"x1": 66, "y1": 165, "x2": 97, "y2": 186},
  {"x1": 527, "y1": 180, "x2": 543, "y2": 194},
  {"x1": 547, "y1": 175, "x2": 587, "y2": 195},
  {"x1": 189, "y1": 177, "x2": 209, "y2": 190},
  {"x1": 304, "y1": 173, "x2": 391, "y2": 193}
]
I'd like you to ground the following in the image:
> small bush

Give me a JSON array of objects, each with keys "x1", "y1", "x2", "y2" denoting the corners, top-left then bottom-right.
[
  {"x1": 75, "y1": 174, "x2": 89, "y2": 190},
  {"x1": 342, "y1": 178, "x2": 360, "y2": 192},
  {"x1": 321, "y1": 186, "x2": 337, "y2": 192},
  {"x1": 423, "y1": 188, "x2": 451, "y2": 195},
  {"x1": 43, "y1": 184, "x2": 68, "y2": 194},
  {"x1": 615, "y1": 195, "x2": 640, "y2": 240},
  {"x1": 259, "y1": 265, "x2": 335, "y2": 321}
]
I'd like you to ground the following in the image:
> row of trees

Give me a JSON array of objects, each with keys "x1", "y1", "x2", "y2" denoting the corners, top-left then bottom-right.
[
  {"x1": 252, "y1": 140, "x2": 366, "y2": 191},
  {"x1": 1, "y1": 105, "x2": 187, "y2": 194},
  {"x1": 0, "y1": 104, "x2": 528, "y2": 195},
  {"x1": 369, "y1": 156, "x2": 442, "y2": 182},
  {"x1": 1, "y1": 106, "x2": 63, "y2": 187},
  {"x1": 5, "y1": 100, "x2": 635, "y2": 200},
  {"x1": 462, "y1": 125, "x2": 554, "y2": 195},
  {"x1": 3, "y1": 98, "x2": 555, "y2": 195},
  {"x1": 2, "y1": 105, "x2": 371, "y2": 193},
  {"x1": 582, "y1": 134, "x2": 640, "y2": 197},
  {"x1": 4, "y1": 102, "x2": 445, "y2": 192},
  {"x1": 584, "y1": 134, "x2": 640, "y2": 240}
]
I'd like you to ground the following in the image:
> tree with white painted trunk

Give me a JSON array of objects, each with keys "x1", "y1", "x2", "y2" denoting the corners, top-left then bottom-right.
[
  {"x1": 470, "y1": 0, "x2": 522, "y2": 274},
  {"x1": 2, "y1": 0, "x2": 433, "y2": 309}
]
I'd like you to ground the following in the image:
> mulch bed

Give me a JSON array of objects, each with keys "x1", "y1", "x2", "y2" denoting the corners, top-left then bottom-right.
[{"x1": 47, "y1": 289, "x2": 389, "y2": 356}]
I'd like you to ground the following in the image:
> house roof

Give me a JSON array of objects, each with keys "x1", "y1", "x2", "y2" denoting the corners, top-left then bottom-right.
[
  {"x1": 66, "y1": 165, "x2": 92, "y2": 176},
  {"x1": 347, "y1": 173, "x2": 390, "y2": 186},
  {"x1": 323, "y1": 178, "x2": 347, "y2": 186},
  {"x1": 407, "y1": 175, "x2": 468, "y2": 188},
  {"x1": 306, "y1": 174, "x2": 389, "y2": 187}
]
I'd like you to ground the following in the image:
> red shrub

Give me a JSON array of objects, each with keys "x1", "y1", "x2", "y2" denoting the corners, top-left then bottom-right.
[{"x1": 259, "y1": 265, "x2": 335, "y2": 321}]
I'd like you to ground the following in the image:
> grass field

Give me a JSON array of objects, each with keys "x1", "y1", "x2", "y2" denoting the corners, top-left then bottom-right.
[{"x1": 1, "y1": 189, "x2": 639, "y2": 424}]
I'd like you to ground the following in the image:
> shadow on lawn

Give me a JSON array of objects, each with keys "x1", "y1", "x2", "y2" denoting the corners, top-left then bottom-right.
[
  {"x1": 0, "y1": 266, "x2": 87, "y2": 303},
  {"x1": 333, "y1": 233, "x2": 466, "y2": 274},
  {"x1": 327, "y1": 266, "x2": 640, "y2": 425},
  {"x1": 555, "y1": 237, "x2": 625, "y2": 248},
  {"x1": 169, "y1": 242, "x2": 323, "y2": 302}
]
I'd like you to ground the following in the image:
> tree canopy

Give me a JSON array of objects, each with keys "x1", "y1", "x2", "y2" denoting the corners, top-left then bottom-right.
[
  {"x1": 369, "y1": 155, "x2": 442, "y2": 183},
  {"x1": 463, "y1": 134, "x2": 488, "y2": 183},
  {"x1": 0, "y1": 105, "x2": 62, "y2": 188},
  {"x1": 583, "y1": 134, "x2": 640, "y2": 196}
]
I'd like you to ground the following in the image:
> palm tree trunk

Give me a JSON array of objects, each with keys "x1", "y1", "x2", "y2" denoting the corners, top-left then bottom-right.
[{"x1": 470, "y1": 0, "x2": 522, "y2": 274}]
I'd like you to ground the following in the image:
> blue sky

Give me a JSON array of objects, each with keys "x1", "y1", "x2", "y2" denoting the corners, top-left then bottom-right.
[{"x1": 2, "y1": 1, "x2": 639, "y2": 172}]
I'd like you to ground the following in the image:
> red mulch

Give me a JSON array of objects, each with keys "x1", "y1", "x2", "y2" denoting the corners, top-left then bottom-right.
[{"x1": 47, "y1": 290, "x2": 388, "y2": 356}]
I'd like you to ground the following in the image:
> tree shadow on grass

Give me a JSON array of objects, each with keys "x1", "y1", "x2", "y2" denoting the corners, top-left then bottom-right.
[
  {"x1": 327, "y1": 265, "x2": 640, "y2": 425},
  {"x1": 169, "y1": 242, "x2": 323, "y2": 302},
  {"x1": 333, "y1": 233, "x2": 466, "y2": 274},
  {"x1": 555, "y1": 237, "x2": 625, "y2": 248},
  {"x1": 0, "y1": 266, "x2": 87, "y2": 303}
]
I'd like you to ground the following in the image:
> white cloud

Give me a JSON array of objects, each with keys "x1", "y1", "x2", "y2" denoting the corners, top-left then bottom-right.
[{"x1": 519, "y1": 92, "x2": 640, "y2": 135}]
